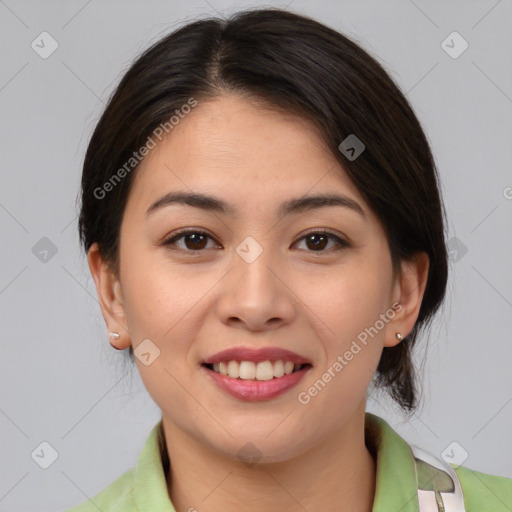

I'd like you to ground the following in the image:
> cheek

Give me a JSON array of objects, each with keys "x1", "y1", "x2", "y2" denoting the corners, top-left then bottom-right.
[
  {"x1": 295, "y1": 269, "x2": 389, "y2": 431},
  {"x1": 298, "y1": 253, "x2": 392, "y2": 396},
  {"x1": 118, "y1": 243, "x2": 205, "y2": 420},
  {"x1": 120, "y1": 242, "x2": 202, "y2": 341},
  {"x1": 308, "y1": 258, "x2": 392, "y2": 342}
]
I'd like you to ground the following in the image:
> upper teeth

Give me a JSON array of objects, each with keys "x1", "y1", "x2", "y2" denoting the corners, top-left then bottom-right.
[{"x1": 212, "y1": 360, "x2": 302, "y2": 380}]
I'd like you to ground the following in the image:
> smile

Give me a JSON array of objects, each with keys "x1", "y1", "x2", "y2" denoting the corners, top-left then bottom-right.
[
  {"x1": 203, "y1": 360, "x2": 310, "y2": 381},
  {"x1": 201, "y1": 361, "x2": 312, "y2": 401}
]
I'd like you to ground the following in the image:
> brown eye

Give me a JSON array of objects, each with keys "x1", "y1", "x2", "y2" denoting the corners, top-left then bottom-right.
[
  {"x1": 305, "y1": 233, "x2": 328, "y2": 251},
  {"x1": 182, "y1": 232, "x2": 208, "y2": 250},
  {"x1": 162, "y1": 230, "x2": 219, "y2": 251},
  {"x1": 294, "y1": 231, "x2": 349, "y2": 252}
]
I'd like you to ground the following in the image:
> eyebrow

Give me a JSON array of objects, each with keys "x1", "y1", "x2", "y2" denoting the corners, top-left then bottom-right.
[{"x1": 145, "y1": 191, "x2": 366, "y2": 219}]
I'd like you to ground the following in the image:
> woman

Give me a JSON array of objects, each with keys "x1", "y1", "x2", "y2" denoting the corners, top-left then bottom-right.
[{"x1": 68, "y1": 7, "x2": 511, "y2": 512}]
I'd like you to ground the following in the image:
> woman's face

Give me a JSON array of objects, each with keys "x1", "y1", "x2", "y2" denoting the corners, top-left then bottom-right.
[{"x1": 95, "y1": 93, "x2": 423, "y2": 462}]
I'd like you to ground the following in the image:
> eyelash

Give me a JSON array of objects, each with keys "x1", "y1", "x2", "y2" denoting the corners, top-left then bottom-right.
[{"x1": 161, "y1": 229, "x2": 349, "y2": 254}]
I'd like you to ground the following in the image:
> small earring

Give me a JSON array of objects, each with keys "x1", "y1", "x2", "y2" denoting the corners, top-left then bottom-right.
[
  {"x1": 396, "y1": 332, "x2": 403, "y2": 341},
  {"x1": 109, "y1": 332, "x2": 123, "y2": 350}
]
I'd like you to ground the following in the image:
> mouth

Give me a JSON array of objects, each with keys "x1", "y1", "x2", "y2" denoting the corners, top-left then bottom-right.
[
  {"x1": 201, "y1": 346, "x2": 313, "y2": 400},
  {"x1": 201, "y1": 359, "x2": 313, "y2": 401},
  {"x1": 202, "y1": 360, "x2": 312, "y2": 381}
]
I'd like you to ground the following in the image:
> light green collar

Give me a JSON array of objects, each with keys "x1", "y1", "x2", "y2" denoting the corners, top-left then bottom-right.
[
  {"x1": 366, "y1": 413, "x2": 420, "y2": 511},
  {"x1": 131, "y1": 413, "x2": 420, "y2": 512}
]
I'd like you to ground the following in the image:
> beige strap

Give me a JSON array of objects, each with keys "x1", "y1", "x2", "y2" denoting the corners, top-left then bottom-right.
[{"x1": 410, "y1": 445, "x2": 466, "y2": 512}]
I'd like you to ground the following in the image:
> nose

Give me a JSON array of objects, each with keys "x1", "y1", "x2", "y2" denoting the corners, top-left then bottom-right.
[{"x1": 215, "y1": 242, "x2": 296, "y2": 332}]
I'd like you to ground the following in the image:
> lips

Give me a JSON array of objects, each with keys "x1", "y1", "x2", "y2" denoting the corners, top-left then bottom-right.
[
  {"x1": 202, "y1": 346, "x2": 312, "y2": 365},
  {"x1": 202, "y1": 363, "x2": 311, "y2": 401},
  {"x1": 201, "y1": 346, "x2": 313, "y2": 401}
]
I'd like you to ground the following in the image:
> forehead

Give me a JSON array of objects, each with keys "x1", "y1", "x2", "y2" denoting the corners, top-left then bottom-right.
[{"x1": 127, "y1": 94, "x2": 367, "y2": 216}]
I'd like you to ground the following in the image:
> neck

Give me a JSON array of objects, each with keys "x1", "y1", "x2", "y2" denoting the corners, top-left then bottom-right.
[{"x1": 163, "y1": 401, "x2": 376, "y2": 512}]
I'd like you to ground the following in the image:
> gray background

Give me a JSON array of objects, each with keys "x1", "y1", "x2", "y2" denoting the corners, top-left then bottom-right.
[{"x1": 1, "y1": 0, "x2": 511, "y2": 510}]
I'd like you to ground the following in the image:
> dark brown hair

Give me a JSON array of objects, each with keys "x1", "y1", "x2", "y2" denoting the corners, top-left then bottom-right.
[{"x1": 78, "y1": 7, "x2": 448, "y2": 412}]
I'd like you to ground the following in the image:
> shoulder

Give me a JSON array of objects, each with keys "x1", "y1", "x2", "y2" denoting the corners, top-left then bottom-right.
[
  {"x1": 454, "y1": 464, "x2": 512, "y2": 511},
  {"x1": 63, "y1": 467, "x2": 136, "y2": 512}
]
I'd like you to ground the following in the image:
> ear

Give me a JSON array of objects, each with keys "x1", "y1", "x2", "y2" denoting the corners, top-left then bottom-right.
[
  {"x1": 87, "y1": 242, "x2": 131, "y2": 350},
  {"x1": 385, "y1": 251, "x2": 429, "y2": 348}
]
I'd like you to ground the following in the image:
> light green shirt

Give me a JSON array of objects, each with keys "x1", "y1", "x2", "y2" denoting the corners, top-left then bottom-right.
[{"x1": 65, "y1": 413, "x2": 512, "y2": 511}]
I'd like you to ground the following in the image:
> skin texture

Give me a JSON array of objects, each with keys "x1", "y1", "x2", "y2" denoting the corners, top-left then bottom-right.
[{"x1": 88, "y1": 93, "x2": 429, "y2": 512}]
